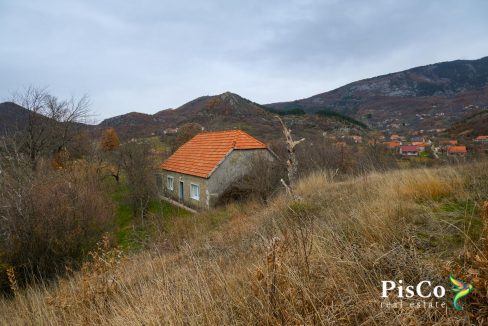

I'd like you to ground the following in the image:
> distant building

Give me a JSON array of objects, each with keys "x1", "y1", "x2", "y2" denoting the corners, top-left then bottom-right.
[
  {"x1": 400, "y1": 145, "x2": 419, "y2": 156},
  {"x1": 350, "y1": 135, "x2": 363, "y2": 143},
  {"x1": 411, "y1": 142, "x2": 430, "y2": 152},
  {"x1": 442, "y1": 140, "x2": 458, "y2": 146},
  {"x1": 384, "y1": 141, "x2": 401, "y2": 150},
  {"x1": 163, "y1": 128, "x2": 179, "y2": 135},
  {"x1": 447, "y1": 146, "x2": 467, "y2": 156},
  {"x1": 474, "y1": 136, "x2": 488, "y2": 144},
  {"x1": 390, "y1": 134, "x2": 401, "y2": 141},
  {"x1": 158, "y1": 130, "x2": 275, "y2": 209}
]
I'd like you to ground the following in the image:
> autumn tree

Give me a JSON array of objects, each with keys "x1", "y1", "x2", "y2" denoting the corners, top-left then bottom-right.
[
  {"x1": 100, "y1": 128, "x2": 120, "y2": 151},
  {"x1": 97, "y1": 128, "x2": 123, "y2": 182}
]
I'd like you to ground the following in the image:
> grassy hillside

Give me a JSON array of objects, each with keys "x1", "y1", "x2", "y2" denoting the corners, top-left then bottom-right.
[{"x1": 1, "y1": 163, "x2": 488, "y2": 324}]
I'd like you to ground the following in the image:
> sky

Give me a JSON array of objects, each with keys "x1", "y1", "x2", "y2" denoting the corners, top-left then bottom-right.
[{"x1": 1, "y1": 0, "x2": 487, "y2": 122}]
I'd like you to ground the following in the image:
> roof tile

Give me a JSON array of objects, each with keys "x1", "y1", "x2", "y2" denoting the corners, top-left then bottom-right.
[{"x1": 161, "y1": 130, "x2": 267, "y2": 178}]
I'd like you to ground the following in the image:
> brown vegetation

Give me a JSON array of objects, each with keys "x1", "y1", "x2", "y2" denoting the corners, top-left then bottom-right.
[
  {"x1": 1, "y1": 162, "x2": 487, "y2": 324},
  {"x1": 0, "y1": 161, "x2": 113, "y2": 291}
]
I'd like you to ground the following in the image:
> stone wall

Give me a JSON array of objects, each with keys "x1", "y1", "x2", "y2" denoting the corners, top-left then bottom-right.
[
  {"x1": 157, "y1": 171, "x2": 209, "y2": 209},
  {"x1": 158, "y1": 148, "x2": 274, "y2": 209}
]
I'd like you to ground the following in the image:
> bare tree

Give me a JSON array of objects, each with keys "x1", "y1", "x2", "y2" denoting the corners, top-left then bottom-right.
[
  {"x1": 276, "y1": 116, "x2": 305, "y2": 196},
  {"x1": 118, "y1": 141, "x2": 157, "y2": 223},
  {"x1": 10, "y1": 86, "x2": 90, "y2": 170},
  {"x1": 0, "y1": 140, "x2": 112, "y2": 290}
]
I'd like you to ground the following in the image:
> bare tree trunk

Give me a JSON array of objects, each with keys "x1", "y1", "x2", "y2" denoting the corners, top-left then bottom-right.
[{"x1": 276, "y1": 116, "x2": 305, "y2": 196}]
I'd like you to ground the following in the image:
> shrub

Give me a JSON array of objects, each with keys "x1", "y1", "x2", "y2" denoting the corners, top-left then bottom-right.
[{"x1": 0, "y1": 162, "x2": 114, "y2": 291}]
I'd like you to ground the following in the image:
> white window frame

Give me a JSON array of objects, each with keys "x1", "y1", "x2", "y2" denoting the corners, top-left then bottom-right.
[
  {"x1": 190, "y1": 183, "x2": 200, "y2": 201},
  {"x1": 167, "y1": 175, "x2": 174, "y2": 191}
]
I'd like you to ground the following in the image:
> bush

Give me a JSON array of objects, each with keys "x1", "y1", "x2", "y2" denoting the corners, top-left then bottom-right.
[{"x1": 0, "y1": 162, "x2": 114, "y2": 291}]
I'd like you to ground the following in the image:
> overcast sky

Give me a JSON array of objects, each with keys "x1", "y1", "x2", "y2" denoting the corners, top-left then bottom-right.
[{"x1": 1, "y1": 0, "x2": 487, "y2": 121}]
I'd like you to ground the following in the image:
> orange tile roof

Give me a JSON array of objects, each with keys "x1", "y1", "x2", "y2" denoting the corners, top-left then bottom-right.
[
  {"x1": 448, "y1": 146, "x2": 467, "y2": 153},
  {"x1": 161, "y1": 130, "x2": 267, "y2": 178},
  {"x1": 475, "y1": 136, "x2": 488, "y2": 140},
  {"x1": 384, "y1": 141, "x2": 400, "y2": 148}
]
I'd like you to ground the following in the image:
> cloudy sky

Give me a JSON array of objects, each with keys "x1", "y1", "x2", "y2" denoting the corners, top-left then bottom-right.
[{"x1": 1, "y1": 0, "x2": 487, "y2": 121}]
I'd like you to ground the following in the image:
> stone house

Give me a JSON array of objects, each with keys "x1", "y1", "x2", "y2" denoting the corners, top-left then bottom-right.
[{"x1": 157, "y1": 130, "x2": 275, "y2": 209}]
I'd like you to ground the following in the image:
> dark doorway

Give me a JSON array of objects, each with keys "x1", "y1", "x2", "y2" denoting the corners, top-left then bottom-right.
[{"x1": 179, "y1": 181, "x2": 184, "y2": 201}]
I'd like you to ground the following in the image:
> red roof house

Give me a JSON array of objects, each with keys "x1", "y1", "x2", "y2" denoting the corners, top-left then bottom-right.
[
  {"x1": 400, "y1": 145, "x2": 419, "y2": 156},
  {"x1": 447, "y1": 146, "x2": 467, "y2": 156},
  {"x1": 474, "y1": 136, "x2": 488, "y2": 144},
  {"x1": 159, "y1": 130, "x2": 274, "y2": 208}
]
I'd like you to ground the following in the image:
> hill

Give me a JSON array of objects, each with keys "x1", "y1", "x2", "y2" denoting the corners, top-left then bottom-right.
[
  {"x1": 447, "y1": 109, "x2": 488, "y2": 137},
  {"x1": 99, "y1": 92, "x2": 365, "y2": 141},
  {"x1": 1, "y1": 163, "x2": 487, "y2": 324},
  {"x1": 266, "y1": 57, "x2": 488, "y2": 133},
  {"x1": 0, "y1": 102, "x2": 32, "y2": 132}
]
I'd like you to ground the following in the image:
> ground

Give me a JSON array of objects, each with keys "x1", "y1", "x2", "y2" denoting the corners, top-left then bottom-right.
[{"x1": 1, "y1": 163, "x2": 488, "y2": 325}]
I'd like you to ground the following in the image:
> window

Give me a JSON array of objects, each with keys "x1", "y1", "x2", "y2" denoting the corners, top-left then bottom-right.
[
  {"x1": 167, "y1": 176, "x2": 174, "y2": 190},
  {"x1": 190, "y1": 183, "x2": 200, "y2": 200}
]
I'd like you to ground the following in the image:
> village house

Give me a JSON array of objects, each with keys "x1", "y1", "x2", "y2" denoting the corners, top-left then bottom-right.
[
  {"x1": 158, "y1": 130, "x2": 275, "y2": 209},
  {"x1": 399, "y1": 145, "x2": 419, "y2": 156},
  {"x1": 447, "y1": 146, "x2": 467, "y2": 157},
  {"x1": 384, "y1": 141, "x2": 401, "y2": 150},
  {"x1": 411, "y1": 141, "x2": 430, "y2": 152},
  {"x1": 390, "y1": 134, "x2": 401, "y2": 141},
  {"x1": 441, "y1": 140, "x2": 458, "y2": 146},
  {"x1": 163, "y1": 127, "x2": 179, "y2": 135},
  {"x1": 349, "y1": 135, "x2": 363, "y2": 143},
  {"x1": 474, "y1": 136, "x2": 488, "y2": 145}
]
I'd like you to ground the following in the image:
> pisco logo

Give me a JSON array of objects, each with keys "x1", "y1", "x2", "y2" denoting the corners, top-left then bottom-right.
[
  {"x1": 380, "y1": 275, "x2": 474, "y2": 311},
  {"x1": 449, "y1": 275, "x2": 474, "y2": 311}
]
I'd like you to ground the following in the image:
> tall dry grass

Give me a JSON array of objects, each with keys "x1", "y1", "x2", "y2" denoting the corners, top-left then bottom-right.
[{"x1": 1, "y1": 163, "x2": 487, "y2": 325}]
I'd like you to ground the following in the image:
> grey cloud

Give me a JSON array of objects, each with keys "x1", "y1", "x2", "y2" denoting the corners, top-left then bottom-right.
[{"x1": 0, "y1": 0, "x2": 487, "y2": 120}]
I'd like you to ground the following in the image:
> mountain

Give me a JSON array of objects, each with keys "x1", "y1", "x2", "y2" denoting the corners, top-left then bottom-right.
[
  {"x1": 0, "y1": 102, "x2": 32, "y2": 132},
  {"x1": 266, "y1": 57, "x2": 488, "y2": 133},
  {"x1": 6, "y1": 57, "x2": 487, "y2": 140},
  {"x1": 100, "y1": 92, "x2": 360, "y2": 140}
]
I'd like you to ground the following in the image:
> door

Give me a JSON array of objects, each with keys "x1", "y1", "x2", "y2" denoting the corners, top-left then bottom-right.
[{"x1": 179, "y1": 181, "x2": 184, "y2": 201}]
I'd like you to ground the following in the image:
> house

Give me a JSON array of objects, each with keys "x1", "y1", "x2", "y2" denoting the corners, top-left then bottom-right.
[
  {"x1": 390, "y1": 134, "x2": 401, "y2": 141},
  {"x1": 163, "y1": 127, "x2": 179, "y2": 135},
  {"x1": 411, "y1": 142, "x2": 430, "y2": 152},
  {"x1": 384, "y1": 141, "x2": 401, "y2": 150},
  {"x1": 399, "y1": 145, "x2": 419, "y2": 156},
  {"x1": 350, "y1": 135, "x2": 363, "y2": 143},
  {"x1": 474, "y1": 136, "x2": 488, "y2": 144},
  {"x1": 447, "y1": 146, "x2": 467, "y2": 156},
  {"x1": 158, "y1": 130, "x2": 275, "y2": 209},
  {"x1": 440, "y1": 140, "x2": 458, "y2": 146}
]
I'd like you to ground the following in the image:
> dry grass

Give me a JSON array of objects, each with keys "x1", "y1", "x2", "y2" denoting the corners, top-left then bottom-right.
[{"x1": 1, "y1": 163, "x2": 487, "y2": 325}]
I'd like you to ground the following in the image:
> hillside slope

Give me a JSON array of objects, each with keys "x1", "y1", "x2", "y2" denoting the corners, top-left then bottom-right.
[
  {"x1": 0, "y1": 102, "x2": 32, "y2": 132},
  {"x1": 1, "y1": 163, "x2": 487, "y2": 324},
  {"x1": 99, "y1": 92, "x2": 363, "y2": 141},
  {"x1": 447, "y1": 110, "x2": 488, "y2": 137},
  {"x1": 267, "y1": 57, "x2": 488, "y2": 132}
]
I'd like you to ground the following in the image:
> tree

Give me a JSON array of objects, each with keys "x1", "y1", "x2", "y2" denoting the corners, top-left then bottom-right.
[
  {"x1": 276, "y1": 116, "x2": 305, "y2": 196},
  {"x1": 0, "y1": 147, "x2": 113, "y2": 290},
  {"x1": 10, "y1": 86, "x2": 90, "y2": 170},
  {"x1": 118, "y1": 141, "x2": 157, "y2": 223},
  {"x1": 100, "y1": 128, "x2": 120, "y2": 152}
]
